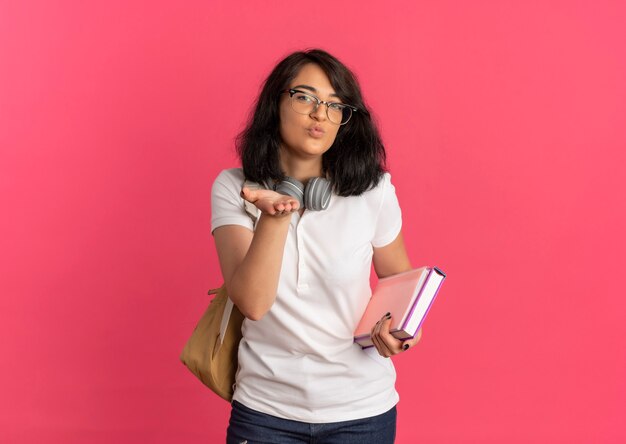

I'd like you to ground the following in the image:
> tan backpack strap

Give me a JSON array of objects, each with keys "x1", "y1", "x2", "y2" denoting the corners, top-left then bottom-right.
[{"x1": 219, "y1": 292, "x2": 234, "y2": 347}]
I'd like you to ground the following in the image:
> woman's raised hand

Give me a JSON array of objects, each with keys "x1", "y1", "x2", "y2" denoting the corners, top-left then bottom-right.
[{"x1": 241, "y1": 187, "x2": 300, "y2": 217}]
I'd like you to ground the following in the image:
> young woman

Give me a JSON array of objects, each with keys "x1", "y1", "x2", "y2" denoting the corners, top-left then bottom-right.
[{"x1": 211, "y1": 48, "x2": 422, "y2": 443}]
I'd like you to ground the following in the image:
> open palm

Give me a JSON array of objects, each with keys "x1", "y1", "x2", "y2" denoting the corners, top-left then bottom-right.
[{"x1": 241, "y1": 187, "x2": 300, "y2": 216}]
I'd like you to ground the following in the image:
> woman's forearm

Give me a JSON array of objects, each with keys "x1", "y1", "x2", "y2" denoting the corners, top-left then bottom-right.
[{"x1": 228, "y1": 213, "x2": 291, "y2": 320}]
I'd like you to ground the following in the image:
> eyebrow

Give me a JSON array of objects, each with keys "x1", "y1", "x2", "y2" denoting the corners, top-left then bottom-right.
[{"x1": 292, "y1": 84, "x2": 341, "y2": 100}]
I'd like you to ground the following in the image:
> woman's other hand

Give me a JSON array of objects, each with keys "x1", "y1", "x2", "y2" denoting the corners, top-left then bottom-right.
[
  {"x1": 241, "y1": 187, "x2": 300, "y2": 216},
  {"x1": 370, "y1": 313, "x2": 422, "y2": 358}
]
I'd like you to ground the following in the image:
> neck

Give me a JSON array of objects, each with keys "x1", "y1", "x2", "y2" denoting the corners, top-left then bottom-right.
[{"x1": 279, "y1": 150, "x2": 323, "y2": 185}]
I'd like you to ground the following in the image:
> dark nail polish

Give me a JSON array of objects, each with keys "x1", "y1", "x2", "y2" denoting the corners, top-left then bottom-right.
[
  {"x1": 403, "y1": 343, "x2": 410, "y2": 351},
  {"x1": 385, "y1": 312, "x2": 391, "y2": 319}
]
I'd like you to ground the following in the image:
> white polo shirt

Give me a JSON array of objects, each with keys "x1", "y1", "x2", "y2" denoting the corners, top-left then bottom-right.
[{"x1": 211, "y1": 168, "x2": 403, "y2": 423}]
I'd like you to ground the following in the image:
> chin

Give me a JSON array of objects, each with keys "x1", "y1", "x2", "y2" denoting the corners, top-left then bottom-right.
[
  {"x1": 283, "y1": 139, "x2": 332, "y2": 158},
  {"x1": 303, "y1": 141, "x2": 333, "y2": 156}
]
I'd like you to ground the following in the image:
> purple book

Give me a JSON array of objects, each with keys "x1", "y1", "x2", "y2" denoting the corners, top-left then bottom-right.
[{"x1": 354, "y1": 266, "x2": 446, "y2": 349}]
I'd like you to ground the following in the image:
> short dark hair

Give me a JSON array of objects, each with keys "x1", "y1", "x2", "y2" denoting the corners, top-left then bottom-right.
[{"x1": 235, "y1": 48, "x2": 387, "y2": 196}]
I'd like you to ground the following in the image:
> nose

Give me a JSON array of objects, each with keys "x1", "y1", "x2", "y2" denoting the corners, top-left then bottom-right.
[{"x1": 309, "y1": 102, "x2": 327, "y2": 121}]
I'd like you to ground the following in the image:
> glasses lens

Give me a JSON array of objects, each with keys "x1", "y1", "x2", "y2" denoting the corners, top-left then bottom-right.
[
  {"x1": 290, "y1": 92, "x2": 316, "y2": 115},
  {"x1": 328, "y1": 103, "x2": 351, "y2": 125}
]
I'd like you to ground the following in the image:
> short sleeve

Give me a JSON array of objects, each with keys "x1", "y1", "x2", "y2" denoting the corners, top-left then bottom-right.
[
  {"x1": 371, "y1": 173, "x2": 403, "y2": 248},
  {"x1": 211, "y1": 168, "x2": 254, "y2": 234}
]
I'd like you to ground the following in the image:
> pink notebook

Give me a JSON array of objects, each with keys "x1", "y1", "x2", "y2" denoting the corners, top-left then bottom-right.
[{"x1": 354, "y1": 266, "x2": 446, "y2": 348}]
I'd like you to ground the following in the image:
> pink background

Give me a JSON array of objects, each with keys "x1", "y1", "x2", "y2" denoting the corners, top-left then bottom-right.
[{"x1": 1, "y1": 1, "x2": 625, "y2": 442}]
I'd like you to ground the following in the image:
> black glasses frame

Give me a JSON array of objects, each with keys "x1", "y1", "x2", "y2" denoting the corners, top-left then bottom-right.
[{"x1": 281, "y1": 89, "x2": 358, "y2": 125}]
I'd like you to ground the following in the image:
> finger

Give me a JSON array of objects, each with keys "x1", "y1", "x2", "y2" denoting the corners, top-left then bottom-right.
[
  {"x1": 370, "y1": 320, "x2": 385, "y2": 357},
  {"x1": 377, "y1": 315, "x2": 401, "y2": 356},
  {"x1": 370, "y1": 320, "x2": 379, "y2": 339},
  {"x1": 371, "y1": 321, "x2": 390, "y2": 358},
  {"x1": 283, "y1": 199, "x2": 300, "y2": 212},
  {"x1": 401, "y1": 328, "x2": 423, "y2": 352},
  {"x1": 372, "y1": 313, "x2": 394, "y2": 357},
  {"x1": 374, "y1": 333, "x2": 393, "y2": 358},
  {"x1": 371, "y1": 334, "x2": 388, "y2": 358},
  {"x1": 370, "y1": 314, "x2": 384, "y2": 340}
]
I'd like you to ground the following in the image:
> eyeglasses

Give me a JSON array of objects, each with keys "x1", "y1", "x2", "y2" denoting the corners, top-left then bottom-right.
[{"x1": 281, "y1": 89, "x2": 358, "y2": 125}]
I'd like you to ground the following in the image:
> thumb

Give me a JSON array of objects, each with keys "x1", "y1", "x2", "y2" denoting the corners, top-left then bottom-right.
[{"x1": 240, "y1": 187, "x2": 257, "y2": 202}]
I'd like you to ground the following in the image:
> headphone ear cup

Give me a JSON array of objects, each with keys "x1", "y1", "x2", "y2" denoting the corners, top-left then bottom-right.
[
  {"x1": 275, "y1": 176, "x2": 332, "y2": 211},
  {"x1": 305, "y1": 177, "x2": 332, "y2": 211},
  {"x1": 274, "y1": 177, "x2": 305, "y2": 209}
]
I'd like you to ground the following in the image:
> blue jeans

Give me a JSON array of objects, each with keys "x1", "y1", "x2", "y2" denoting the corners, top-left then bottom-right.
[{"x1": 226, "y1": 400, "x2": 397, "y2": 444}]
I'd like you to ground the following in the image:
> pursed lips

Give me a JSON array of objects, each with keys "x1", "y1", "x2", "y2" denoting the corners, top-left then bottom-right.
[{"x1": 307, "y1": 126, "x2": 325, "y2": 138}]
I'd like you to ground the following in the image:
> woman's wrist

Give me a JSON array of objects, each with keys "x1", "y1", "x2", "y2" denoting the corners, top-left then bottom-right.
[{"x1": 257, "y1": 211, "x2": 294, "y2": 223}]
